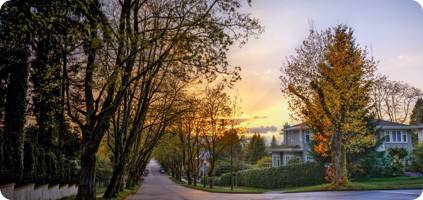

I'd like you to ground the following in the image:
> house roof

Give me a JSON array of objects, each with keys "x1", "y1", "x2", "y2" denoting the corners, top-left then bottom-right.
[
  {"x1": 283, "y1": 123, "x2": 305, "y2": 131},
  {"x1": 371, "y1": 119, "x2": 408, "y2": 127},
  {"x1": 271, "y1": 144, "x2": 303, "y2": 152},
  {"x1": 283, "y1": 119, "x2": 416, "y2": 132}
]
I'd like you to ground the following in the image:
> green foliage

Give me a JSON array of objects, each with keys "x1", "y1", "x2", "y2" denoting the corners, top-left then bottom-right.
[
  {"x1": 410, "y1": 98, "x2": 423, "y2": 125},
  {"x1": 96, "y1": 160, "x2": 113, "y2": 187},
  {"x1": 213, "y1": 160, "x2": 251, "y2": 176},
  {"x1": 271, "y1": 135, "x2": 277, "y2": 148},
  {"x1": 388, "y1": 148, "x2": 408, "y2": 160},
  {"x1": 410, "y1": 145, "x2": 423, "y2": 173},
  {"x1": 246, "y1": 134, "x2": 267, "y2": 164},
  {"x1": 217, "y1": 162, "x2": 326, "y2": 189},
  {"x1": 349, "y1": 147, "x2": 409, "y2": 179},
  {"x1": 286, "y1": 156, "x2": 303, "y2": 165}
]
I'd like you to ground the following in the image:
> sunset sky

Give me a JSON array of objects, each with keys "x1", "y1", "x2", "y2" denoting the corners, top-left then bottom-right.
[{"x1": 230, "y1": 0, "x2": 423, "y2": 142}]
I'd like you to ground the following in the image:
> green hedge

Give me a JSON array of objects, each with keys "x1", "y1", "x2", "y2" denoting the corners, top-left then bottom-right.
[{"x1": 217, "y1": 162, "x2": 326, "y2": 189}]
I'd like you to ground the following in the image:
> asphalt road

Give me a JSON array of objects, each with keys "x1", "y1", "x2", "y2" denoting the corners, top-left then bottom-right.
[{"x1": 128, "y1": 160, "x2": 423, "y2": 200}]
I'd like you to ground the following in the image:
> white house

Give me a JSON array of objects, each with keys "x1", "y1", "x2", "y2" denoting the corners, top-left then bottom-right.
[{"x1": 271, "y1": 120, "x2": 419, "y2": 167}]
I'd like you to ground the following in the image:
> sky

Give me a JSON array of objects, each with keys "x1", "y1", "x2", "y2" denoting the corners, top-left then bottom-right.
[{"x1": 229, "y1": 0, "x2": 423, "y2": 143}]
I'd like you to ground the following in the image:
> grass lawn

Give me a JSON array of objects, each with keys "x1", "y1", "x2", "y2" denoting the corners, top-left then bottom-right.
[
  {"x1": 283, "y1": 176, "x2": 423, "y2": 193},
  {"x1": 95, "y1": 185, "x2": 140, "y2": 200},
  {"x1": 169, "y1": 177, "x2": 268, "y2": 193}
]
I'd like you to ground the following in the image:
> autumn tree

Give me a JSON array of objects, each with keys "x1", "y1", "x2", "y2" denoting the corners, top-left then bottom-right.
[{"x1": 281, "y1": 25, "x2": 376, "y2": 187}]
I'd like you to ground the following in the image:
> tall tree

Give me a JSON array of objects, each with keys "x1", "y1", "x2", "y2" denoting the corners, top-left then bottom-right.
[
  {"x1": 281, "y1": 25, "x2": 376, "y2": 187},
  {"x1": 201, "y1": 84, "x2": 232, "y2": 188},
  {"x1": 246, "y1": 134, "x2": 266, "y2": 163},
  {"x1": 410, "y1": 98, "x2": 423, "y2": 125},
  {"x1": 63, "y1": 0, "x2": 261, "y2": 198},
  {"x1": 0, "y1": 0, "x2": 32, "y2": 181},
  {"x1": 271, "y1": 135, "x2": 278, "y2": 148}
]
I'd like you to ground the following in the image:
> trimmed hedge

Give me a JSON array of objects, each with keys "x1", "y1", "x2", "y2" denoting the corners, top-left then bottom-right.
[{"x1": 217, "y1": 162, "x2": 326, "y2": 189}]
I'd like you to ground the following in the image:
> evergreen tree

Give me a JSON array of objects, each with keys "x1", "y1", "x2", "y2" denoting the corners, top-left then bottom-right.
[
  {"x1": 246, "y1": 134, "x2": 267, "y2": 163},
  {"x1": 410, "y1": 98, "x2": 423, "y2": 125},
  {"x1": 1, "y1": 0, "x2": 32, "y2": 181},
  {"x1": 271, "y1": 135, "x2": 278, "y2": 148}
]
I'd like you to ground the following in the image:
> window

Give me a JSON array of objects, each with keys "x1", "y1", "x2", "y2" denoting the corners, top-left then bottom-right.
[
  {"x1": 304, "y1": 130, "x2": 311, "y2": 144},
  {"x1": 401, "y1": 132, "x2": 407, "y2": 143},
  {"x1": 384, "y1": 132, "x2": 391, "y2": 142},
  {"x1": 272, "y1": 154, "x2": 281, "y2": 167},
  {"x1": 384, "y1": 130, "x2": 407, "y2": 143}
]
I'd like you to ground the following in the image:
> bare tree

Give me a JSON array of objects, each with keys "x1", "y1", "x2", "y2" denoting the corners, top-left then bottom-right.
[{"x1": 371, "y1": 75, "x2": 422, "y2": 123}]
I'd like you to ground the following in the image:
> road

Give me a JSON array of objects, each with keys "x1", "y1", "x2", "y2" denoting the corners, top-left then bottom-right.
[{"x1": 128, "y1": 160, "x2": 422, "y2": 200}]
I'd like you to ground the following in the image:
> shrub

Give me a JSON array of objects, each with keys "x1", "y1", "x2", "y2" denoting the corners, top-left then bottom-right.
[
  {"x1": 410, "y1": 145, "x2": 423, "y2": 173},
  {"x1": 213, "y1": 160, "x2": 250, "y2": 176},
  {"x1": 286, "y1": 156, "x2": 303, "y2": 165},
  {"x1": 217, "y1": 162, "x2": 326, "y2": 189}
]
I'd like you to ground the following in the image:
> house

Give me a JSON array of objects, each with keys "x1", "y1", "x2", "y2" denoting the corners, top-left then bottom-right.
[
  {"x1": 417, "y1": 124, "x2": 423, "y2": 144},
  {"x1": 271, "y1": 120, "x2": 417, "y2": 167}
]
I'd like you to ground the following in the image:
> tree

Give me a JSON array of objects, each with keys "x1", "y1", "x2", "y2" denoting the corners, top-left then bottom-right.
[
  {"x1": 371, "y1": 76, "x2": 422, "y2": 123},
  {"x1": 410, "y1": 98, "x2": 423, "y2": 146},
  {"x1": 246, "y1": 134, "x2": 266, "y2": 163},
  {"x1": 62, "y1": 0, "x2": 261, "y2": 198},
  {"x1": 410, "y1": 98, "x2": 423, "y2": 125},
  {"x1": 271, "y1": 135, "x2": 278, "y2": 148},
  {"x1": 201, "y1": 84, "x2": 232, "y2": 188},
  {"x1": 280, "y1": 25, "x2": 377, "y2": 187},
  {"x1": 0, "y1": 0, "x2": 32, "y2": 181}
]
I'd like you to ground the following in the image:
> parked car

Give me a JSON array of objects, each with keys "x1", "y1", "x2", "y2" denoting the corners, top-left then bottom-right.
[{"x1": 159, "y1": 168, "x2": 165, "y2": 174}]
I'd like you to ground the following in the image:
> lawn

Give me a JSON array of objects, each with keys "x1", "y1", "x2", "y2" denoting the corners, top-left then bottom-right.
[
  {"x1": 283, "y1": 176, "x2": 423, "y2": 193},
  {"x1": 95, "y1": 185, "x2": 140, "y2": 199},
  {"x1": 62, "y1": 185, "x2": 139, "y2": 200},
  {"x1": 169, "y1": 177, "x2": 268, "y2": 193}
]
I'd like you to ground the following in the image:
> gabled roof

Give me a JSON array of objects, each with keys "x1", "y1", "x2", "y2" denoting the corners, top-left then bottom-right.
[
  {"x1": 371, "y1": 119, "x2": 408, "y2": 127},
  {"x1": 283, "y1": 119, "x2": 415, "y2": 132}
]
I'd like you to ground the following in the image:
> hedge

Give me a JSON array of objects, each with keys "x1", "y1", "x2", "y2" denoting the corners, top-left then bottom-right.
[{"x1": 217, "y1": 162, "x2": 326, "y2": 189}]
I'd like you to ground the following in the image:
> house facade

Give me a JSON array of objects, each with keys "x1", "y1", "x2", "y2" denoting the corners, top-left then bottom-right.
[
  {"x1": 417, "y1": 124, "x2": 423, "y2": 144},
  {"x1": 271, "y1": 120, "x2": 419, "y2": 168}
]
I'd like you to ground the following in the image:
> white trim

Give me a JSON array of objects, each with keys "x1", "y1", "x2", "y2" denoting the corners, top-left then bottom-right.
[{"x1": 383, "y1": 130, "x2": 408, "y2": 144}]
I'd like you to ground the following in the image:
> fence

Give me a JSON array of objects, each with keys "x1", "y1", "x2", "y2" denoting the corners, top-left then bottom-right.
[{"x1": 0, "y1": 182, "x2": 78, "y2": 200}]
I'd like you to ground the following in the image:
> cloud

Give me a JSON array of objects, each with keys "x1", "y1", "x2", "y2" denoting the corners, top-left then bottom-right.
[
  {"x1": 415, "y1": 0, "x2": 423, "y2": 10},
  {"x1": 252, "y1": 115, "x2": 268, "y2": 119},
  {"x1": 0, "y1": 1, "x2": 7, "y2": 8},
  {"x1": 246, "y1": 126, "x2": 278, "y2": 134}
]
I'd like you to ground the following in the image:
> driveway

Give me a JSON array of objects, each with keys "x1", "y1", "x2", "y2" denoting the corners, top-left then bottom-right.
[{"x1": 128, "y1": 160, "x2": 422, "y2": 200}]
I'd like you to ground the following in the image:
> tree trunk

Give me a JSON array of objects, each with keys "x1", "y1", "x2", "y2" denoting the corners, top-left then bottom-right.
[
  {"x1": 331, "y1": 132, "x2": 348, "y2": 187},
  {"x1": 103, "y1": 163, "x2": 124, "y2": 198},
  {"x1": 76, "y1": 140, "x2": 98, "y2": 200}
]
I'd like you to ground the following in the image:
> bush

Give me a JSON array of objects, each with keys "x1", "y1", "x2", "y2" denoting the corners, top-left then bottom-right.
[
  {"x1": 217, "y1": 162, "x2": 326, "y2": 189},
  {"x1": 286, "y1": 156, "x2": 303, "y2": 165},
  {"x1": 213, "y1": 160, "x2": 251, "y2": 176},
  {"x1": 349, "y1": 148, "x2": 409, "y2": 179},
  {"x1": 410, "y1": 145, "x2": 423, "y2": 173}
]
